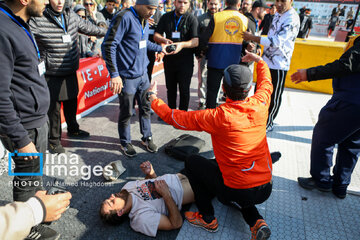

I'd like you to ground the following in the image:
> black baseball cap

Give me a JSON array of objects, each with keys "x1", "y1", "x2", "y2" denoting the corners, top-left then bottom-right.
[
  {"x1": 223, "y1": 64, "x2": 253, "y2": 90},
  {"x1": 252, "y1": 0, "x2": 270, "y2": 9}
]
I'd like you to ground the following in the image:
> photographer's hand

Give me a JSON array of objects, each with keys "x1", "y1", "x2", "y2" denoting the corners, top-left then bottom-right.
[{"x1": 35, "y1": 190, "x2": 72, "y2": 222}]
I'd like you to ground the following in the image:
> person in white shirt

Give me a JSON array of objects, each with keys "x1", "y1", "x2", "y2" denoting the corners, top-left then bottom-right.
[
  {"x1": 243, "y1": 0, "x2": 299, "y2": 131},
  {"x1": 99, "y1": 161, "x2": 194, "y2": 237}
]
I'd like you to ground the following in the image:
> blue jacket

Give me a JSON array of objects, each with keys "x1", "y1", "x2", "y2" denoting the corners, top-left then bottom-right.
[
  {"x1": 102, "y1": 8, "x2": 162, "y2": 79},
  {"x1": 0, "y1": 2, "x2": 50, "y2": 149},
  {"x1": 307, "y1": 36, "x2": 360, "y2": 105}
]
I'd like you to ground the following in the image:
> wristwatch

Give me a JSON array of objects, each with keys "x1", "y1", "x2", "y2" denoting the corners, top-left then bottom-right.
[{"x1": 146, "y1": 91, "x2": 156, "y2": 101}]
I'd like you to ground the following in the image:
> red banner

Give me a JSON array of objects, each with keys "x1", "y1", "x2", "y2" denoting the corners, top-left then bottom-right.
[
  {"x1": 61, "y1": 57, "x2": 164, "y2": 124},
  {"x1": 76, "y1": 57, "x2": 114, "y2": 113}
]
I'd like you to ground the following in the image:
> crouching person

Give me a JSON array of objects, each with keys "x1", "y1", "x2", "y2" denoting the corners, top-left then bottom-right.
[
  {"x1": 100, "y1": 161, "x2": 194, "y2": 237},
  {"x1": 149, "y1": 51, "x2": 273, "y2": 240}
]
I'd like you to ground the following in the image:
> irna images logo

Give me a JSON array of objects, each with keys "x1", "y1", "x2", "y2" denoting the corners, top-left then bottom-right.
[{"x1": 8, "y1": 151, "x2": 43, "y2": 176}]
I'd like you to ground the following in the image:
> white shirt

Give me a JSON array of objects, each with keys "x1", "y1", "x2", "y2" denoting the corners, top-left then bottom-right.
[
  {"x1": 123, "y1": 174, "x2": 184, "y2": 237},
  {"x1": 260, "y1": 8, "x2": 300, "y2": 71}
]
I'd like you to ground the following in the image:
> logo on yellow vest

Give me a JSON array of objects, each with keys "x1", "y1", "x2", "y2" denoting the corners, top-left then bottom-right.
[{"x1": 224, "y1": 18, "x2": 240, "y2": 36}]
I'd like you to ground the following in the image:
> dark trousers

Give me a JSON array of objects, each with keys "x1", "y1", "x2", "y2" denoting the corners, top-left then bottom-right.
[
  {"x1": 164, "y1": 62, "x2": 193, "y2": 111},
  {"x1": 310, "y1": 98, "x2": 360, "y2": 192},
  {"x1": 48, "y1": 98, "x2": 79, "y2": 146},
  {"x1": 1, "y1": 122, "x2": 48, "y2": 201},
  {"x1": 266, "y1": 69, "x2": 288, "y2": 129},
  {"x1": 206, "y1": 68, "x2": 223, "y2": 109},
  {"x1": 185, "y1": 155, "x2": 272, "y2": 227},
  {"x1": 147, "y1": 51, "x2": 156, "y2": 83},
  {"x1": 118, "y1": 74, "x2": 151, "y2": 146}
]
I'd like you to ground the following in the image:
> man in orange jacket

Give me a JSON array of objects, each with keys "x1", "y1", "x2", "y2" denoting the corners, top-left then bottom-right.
[{"x1": 148, "y1": 51, "x2": 273, "y2": 240}]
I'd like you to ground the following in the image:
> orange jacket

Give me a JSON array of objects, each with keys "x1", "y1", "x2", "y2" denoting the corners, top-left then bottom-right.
[{"x1": 152, "y1": 60, "x2": 273, "y2": 189}]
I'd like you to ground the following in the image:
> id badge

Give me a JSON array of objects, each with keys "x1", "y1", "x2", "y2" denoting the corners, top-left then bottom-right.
[
  {"x1": 149, "y1": 29, "x2": 155, "y2": 35},
  {"x1": 172, "y1": 32, "x2": 180, "y2": 39},
  {"x1": 139, "y1": 40, "x2": 147, "y2": 49},
  {"x1": 62, "y1": 34, "x2": 71, "y2": 43},
  {"x1": 38, "y1": 61, "x2": 46, "y2": 76}
]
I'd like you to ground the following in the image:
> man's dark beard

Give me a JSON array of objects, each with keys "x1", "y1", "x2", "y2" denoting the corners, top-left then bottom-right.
[{"x1": 26, "y1": 1, "x2": 43, "y2": 18}]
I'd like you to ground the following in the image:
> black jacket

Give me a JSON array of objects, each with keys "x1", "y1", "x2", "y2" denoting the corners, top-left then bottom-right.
[
  {"x1": 307, "y1": 36, "x2": 360, "y2": 104},
  {"x1": 0, "y1": 2, "x2": 50, "y2": 148},
  {"x1": 29, "y1": 6, "x2": 107, "y2": 77},
  {"x1": 259, "y1": 13, "x2": 274, "y2": 35}
]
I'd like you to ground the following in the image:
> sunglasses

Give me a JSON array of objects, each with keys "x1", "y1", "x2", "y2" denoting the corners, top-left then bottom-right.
[{"x1": 84, "y1": 3, "x2": 94, "y2": 6}]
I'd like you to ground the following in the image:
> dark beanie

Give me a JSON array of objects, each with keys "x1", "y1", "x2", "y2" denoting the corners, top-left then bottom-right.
[{"x1": 136, "y1": 0, "x2": 159, "y2": 6}]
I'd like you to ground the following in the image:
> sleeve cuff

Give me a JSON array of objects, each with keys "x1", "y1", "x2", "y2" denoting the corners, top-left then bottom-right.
[
  {"x1": 16, "y1": 135, "x2": 32, "y2": 149},
  {"x1": 260, "y1": 36, "x2": 271, "y2": 47},
  {"x1": 25, "y1": 197, "x2": 46, "y2": 225},
  {"x1": 110, "y1": 72, "x2": 120, "y2": 78}
]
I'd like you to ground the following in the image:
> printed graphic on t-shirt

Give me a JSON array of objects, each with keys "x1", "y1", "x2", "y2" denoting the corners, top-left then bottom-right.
[{"x1": 137, "y1": 181, "x2": 162, "y2": 201}]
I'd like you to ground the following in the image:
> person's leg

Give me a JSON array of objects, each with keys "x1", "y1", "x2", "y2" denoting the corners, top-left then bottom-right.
[
  {"x1": 147, "y1": 51, "x2": 156, "y2": 83},
  {"x1": 184, "y1": 155, "x2": 223, "y2": 218},
  {"x1": 310, "y1": 99, "x2": 360, "y2": 189},
  {"x1": 332, "y1": 128, "x2": 360, "y2": 197},
  {"x1": 198, "y1": 58, "x2": 207, "y2": 109},
  {"x1": 47, "y1": 99, "x2": 62, "y2": 147},
  {"x1": 206, "y1": 68, "x2": 223, "y2": 109},
  {"x1": 118, "y1": 78, "x2": 138, "y2": 147},
  {"x1": 164, "y1": 64, "x2": 178, "y2": 109},
  {"x1": 63, "y1": 98, "x2": 79, "y2": 133},
  {"x1": 178, "y1": 63, "x2": 193, "y2": 111},
  {"x1": 12, "y1": 122, "x2": 48, "y2": 201},
  {"x1": 136, "y1": 74, "x2": 153, "y2": 141},
  {"x1": 266, "y1": 69, "x2": 287, "y2": 130}
]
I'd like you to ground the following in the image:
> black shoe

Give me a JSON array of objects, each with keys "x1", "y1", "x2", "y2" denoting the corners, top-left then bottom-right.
[
  {"x1": 25, "y1": 224, "x2": 60, "y2": 240},
  {"x1": 120, "y1": 143, "x2": 137, "y2": 157},
  {"x1": 332, "y1": 187, "x2": 347, "y2": 199},
  {"x1": 270, "y1": 151, "x2": 281, "y2": 164},
  {"x1": 67, "y1": 129, "x2": 90, "y2": 138},
  {"x1": 297, "y1": 177, "x2": 331, "y2": 192},
  {"x1": 49, "y1": 144, "x2": 65, "y2": 154},
  {"x1": 141, "y1": 137, "x2": 158, "y2": 153}
]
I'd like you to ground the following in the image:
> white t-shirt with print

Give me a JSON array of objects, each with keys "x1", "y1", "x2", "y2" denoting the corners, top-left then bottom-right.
[
  {"x1": 122, "y1": 174, "x2": 184, "y2": 237},
  {"x1": 260, "y1": 8, "x2": 300, "y2": 71}
]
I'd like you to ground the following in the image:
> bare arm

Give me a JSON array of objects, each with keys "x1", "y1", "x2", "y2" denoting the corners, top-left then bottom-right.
[{"x1": 155, "y1": 180, "x2": 182, "y2": 230}]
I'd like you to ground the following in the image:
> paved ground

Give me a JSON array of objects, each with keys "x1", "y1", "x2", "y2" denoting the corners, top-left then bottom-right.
[{"x1": 1, "y1": 60, "x2": 360, "y2": 240}]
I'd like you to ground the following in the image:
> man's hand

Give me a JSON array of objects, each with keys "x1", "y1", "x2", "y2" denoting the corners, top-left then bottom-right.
[
  {"x1": 90, "y1": 36, "x2": 97, "y2": 42},
  {"x1": 242, "y1": 50, "x2": 262, "y2": 63},
  {"x1": 148, "y1": 18, "x2": 155, "y2": 26},
  {"x1": 291, "y1": 69, "x2": 308, "y2": 84},
  {"x1": 110, "y1": 76, "x2": 123, "y2": 94},
  {"x1": 140, "y1": 161, "x2": 157, "y2": 178},
  {"x1": 35, "y1": 190, "x2": 72, "y2": 222},
  {"x1": 154, "y1": 180, "x2": 171, "y2": 198},
  {"x1": 246, "y1": 42, "x2": 255, "y2": 52},
  {"x1": 18, "y1": 142, "x2": 38, "y2": 160},
  {"x1": 243, "y1": 31, "x2": 254, "y2": 42},
  {"x1": 165, "y1": 42, "x2": 184, "y2": 55}
]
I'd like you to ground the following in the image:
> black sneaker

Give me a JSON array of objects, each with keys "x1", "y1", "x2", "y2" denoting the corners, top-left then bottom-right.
[
  {"x1": 25, "y1": 224, "x2": 60, "y2": 240},
  {"x1": 49, "y1": 144, "x2": 65, "y2": 154},
  {"x1": 141, "y1": 137, "x2": 158, "y2": 153},
  {"x1": 270, "y1": 151, "x2": 281, "y2": 164},
  {"x1": 298, "y1": 177, "x2": 331, "y2": 192},
  {"x1": 67, "y1": 129, "x2": 90, "y2": 138},
  {"x1": 332, "y1": 186, "x2": 347, "y2": 199},
  {"x1": 120, "y1": 143, "x2": 137, "y2": 157}
]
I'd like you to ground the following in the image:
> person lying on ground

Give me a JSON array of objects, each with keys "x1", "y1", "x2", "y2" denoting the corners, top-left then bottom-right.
[{"x1": 99, "y1": 161, "x2": 194, "y2": 237}]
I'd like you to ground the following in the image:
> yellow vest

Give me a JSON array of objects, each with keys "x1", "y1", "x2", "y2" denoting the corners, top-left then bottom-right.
[{"x1": 207, "y1": 10, "x2": 248, "y2": 69}]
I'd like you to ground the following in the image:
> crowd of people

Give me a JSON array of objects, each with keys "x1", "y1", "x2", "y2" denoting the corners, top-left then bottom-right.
[{"x1": 0, "y1": 0, "x2": 359, "y2": 239}]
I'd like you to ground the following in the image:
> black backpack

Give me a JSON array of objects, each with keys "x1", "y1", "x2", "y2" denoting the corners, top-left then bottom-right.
[{"x1": 164, "y1": 134, "x2": 206, "y2": 161}]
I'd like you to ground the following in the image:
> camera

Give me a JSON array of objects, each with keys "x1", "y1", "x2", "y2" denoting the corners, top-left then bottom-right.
[
  {"x1": 46, "y1": 186, "x2": 68, "y2": 195},
  {"x1": 166, "y1": 44, "x2": 177, "y2": 53}
]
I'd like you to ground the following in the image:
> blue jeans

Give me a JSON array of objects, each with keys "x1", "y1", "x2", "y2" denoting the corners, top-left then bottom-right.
[
  {"x1": 118, "y1": 74, "x2": 152, "y2": 146},
  {"x1": 310, "y1": 97, "x2": 360, "y2": 192}
]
